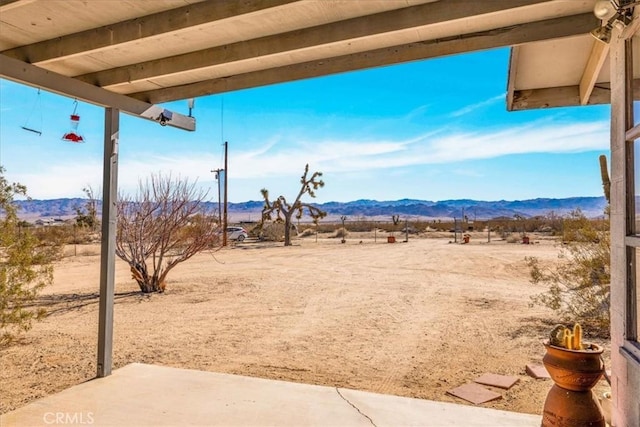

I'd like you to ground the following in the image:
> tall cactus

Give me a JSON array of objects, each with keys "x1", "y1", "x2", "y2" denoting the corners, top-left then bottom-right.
[{"x1": 599, "y1": 154, "x2": 611, "y2": 204}]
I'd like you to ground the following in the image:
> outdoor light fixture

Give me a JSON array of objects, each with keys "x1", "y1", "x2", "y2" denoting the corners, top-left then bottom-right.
[
  {"x1": 594, "y1": 0, "x2": 617, "y2": 20},
  {"x1": 591, "y1": 0, "x2": 637, "y2": 44}
]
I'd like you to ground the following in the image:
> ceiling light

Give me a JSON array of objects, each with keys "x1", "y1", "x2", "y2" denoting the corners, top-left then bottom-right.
[
  {"x1": 590, "y1": 0, "x2": 636, "y2": 44},
  {"x1": 594, "y1": 0, "x2": 617, "y2": 20}
]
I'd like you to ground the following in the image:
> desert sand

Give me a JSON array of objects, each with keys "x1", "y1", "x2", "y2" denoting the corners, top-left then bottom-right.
[{"x1": 0, "y1": 232, "x2": 611, "y2": 416}]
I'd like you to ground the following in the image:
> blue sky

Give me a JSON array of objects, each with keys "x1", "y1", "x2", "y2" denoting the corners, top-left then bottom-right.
[{"x1": 0, "y1": 47, "x2": 610, "y2": 204}]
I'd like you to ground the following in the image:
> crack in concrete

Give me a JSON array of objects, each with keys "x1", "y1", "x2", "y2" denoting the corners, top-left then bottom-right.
[{"x1": 335, "y1": 388, "x2": 377, "y2": 427}]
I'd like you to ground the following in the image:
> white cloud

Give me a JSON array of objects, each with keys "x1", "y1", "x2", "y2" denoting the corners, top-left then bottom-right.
[
  {"x1": 449, "y1": 94, "x2": 505, "y2": 117},
  {"x1": 12, "y1": 118, "x2": 609, "y2": 200},
  {"x1": 224, "y1": 118, "x2": 609, "y2": 178}
]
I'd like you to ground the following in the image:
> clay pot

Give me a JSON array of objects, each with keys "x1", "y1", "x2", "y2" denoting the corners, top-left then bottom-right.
[
  {"x1": 542, "y1": 342, "x2": 604, "y2": 392},
  {"x1": 542, "y1": 385, "x2": 605, "y2": 427},
  {"x1": 541, "y1": 342, "x2": 605, "y2": 427}
]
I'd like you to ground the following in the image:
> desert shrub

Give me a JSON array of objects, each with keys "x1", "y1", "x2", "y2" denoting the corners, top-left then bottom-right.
[
  {"x1": 505, "y1": 234, "x2": 520, "y2": 243},
  {"x1": 313, "y1": 223, "x2": 335, "y2": 233},
  {"x1": 401, "y1": 225, "x2": 418, "y2": 234},
  {"x1": 348, "y1": 220, "x2": 377, "y2": 232},
  {"x1": 298, "y1": 228, "x2": 316, "y2": 238},
  {"x1": 32, "y1": 224, "x2": 73, "y2": 246},
  {"x1": 260, "y1": 222, "x2": 286, "y2": 242},
  {"x1": 561, "y1": 209, "x2": 605, "y2": 242},
  {"x1": 242, "y1": 223, "x2": 261, "y2": 238},
  {"x1": 1, "y1": 168, "x2": 60, "y2": 346},
  {"x1": 116, "y1": 174, "x2": 221, "y2": 293},
  {"x1": 526, "y1": 210, "x2": 610, "y2": 337},
  {"x1": 379, "y1": 222, "x2": 401, "y2": 233},
  {"x1": 332, "y1": 227, "x2": 349, "y2": 239}
]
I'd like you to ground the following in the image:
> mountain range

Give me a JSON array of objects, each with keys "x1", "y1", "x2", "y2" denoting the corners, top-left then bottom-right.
[{"x1": 14, "y1": 196, "x2": 608, "y2": 222}]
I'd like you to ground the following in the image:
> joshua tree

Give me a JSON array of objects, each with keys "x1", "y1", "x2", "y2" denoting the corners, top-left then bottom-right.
[
  {"x1": 261, "y1": 164, "x2": 326, "y2": 246},
  {"x1": 115, "y1": 173, "x2": 220, "y2": 293}
]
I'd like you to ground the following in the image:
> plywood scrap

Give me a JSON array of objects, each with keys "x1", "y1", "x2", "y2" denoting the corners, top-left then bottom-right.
[
  {"x1": 474, "y1": 373, "x2": 519, "y2": 389},
  {"x1": 446, "y1": 383, "x2": 502, "y2": 405}
]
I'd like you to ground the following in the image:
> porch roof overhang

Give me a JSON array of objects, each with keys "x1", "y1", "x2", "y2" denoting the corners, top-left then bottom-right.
[{"x1": 0, "y1": 0, "x2": 621, "y2": 114}]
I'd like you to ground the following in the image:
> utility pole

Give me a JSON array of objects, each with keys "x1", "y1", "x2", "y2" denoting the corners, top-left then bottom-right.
[
  {"x1": 211, "y1": 168, "x2": 223, "y2": 225},
  {"x1": 223, "y1": 141, "x2": 228, "y2": 247}
]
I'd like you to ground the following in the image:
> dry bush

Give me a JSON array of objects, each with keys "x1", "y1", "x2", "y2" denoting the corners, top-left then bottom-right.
[
  {"x1": 298, "y1": 228, "x2": 316, "y2": 238},
  {"x1": 505, "y1": 234, "x2": 520, "y2": 243},
  {"x1": 260, "y1": 223, "x2": 286, "y2": 242},
  {"x1": 1, "y1": 169, "x2": 61, "y2": 346},
  {"x1": 378, "y1": 222, "x2": 401, "y2": 233},
  {"x1": 331, "y1": 227, "x2": 349, "y2": 238},
  {"x1": 32, "y1": 225, "x2": 73, "y2": 246},
  {"x1": 314, "y1": 223, "x2": 337, "y2": 233},
  {"x1": 527, "y1": 210, "x2": 610, "y2": 337},
  {"x1": 116, "y1": 174, "x2": 221, "y2": 293},
  {"x1": 347, "y1": 220, "x2": 377, "y2": 232},
  {"x1": 62, "y1": 244, "x2": 101, "y2": 257}
]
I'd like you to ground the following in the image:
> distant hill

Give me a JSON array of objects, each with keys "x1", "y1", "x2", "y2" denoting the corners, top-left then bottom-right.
[{"x1": 14, "y1": 196, "x2": 608, "y2": 222}]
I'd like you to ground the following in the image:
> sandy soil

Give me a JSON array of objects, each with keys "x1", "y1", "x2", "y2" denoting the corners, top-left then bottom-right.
[{"x1": 0, "y1": 232, "x2": 611, "y2": 416}]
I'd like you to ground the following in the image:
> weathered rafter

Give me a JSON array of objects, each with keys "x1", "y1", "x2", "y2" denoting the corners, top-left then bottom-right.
[
  {"x1": 0, "y1": 54, "x2": 195, "y2": 131},
  {"x1": 76, "y1": 0, "x2": 551, "y2": 88},
  {"x1": 579, "y1": 40, "x2": 610, "y2": 105},
  {"x1": 130, "y1": 13, "x2": 597, "y2": 104},
  {"x1": 0, "y1": 0, "x2": 298, "y2": 63},
  {"x1": 510, "y1": 79, "x2": 640, "y2": 110}
]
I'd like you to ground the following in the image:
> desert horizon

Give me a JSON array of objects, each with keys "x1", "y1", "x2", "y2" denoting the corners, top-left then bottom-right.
[{"x1": 14, "y1": 195, "x2": 609, "y2": 223}]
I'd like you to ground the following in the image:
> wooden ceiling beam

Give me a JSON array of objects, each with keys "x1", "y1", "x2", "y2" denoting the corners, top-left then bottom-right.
[
  {"x1": 129, "y1": 12, "x2": 598, "y2": 104},
  {"x1": 0, "y1": 53, "x2": 195, "y2": 131},
  {"x1": 77, "y1": 0, "x2": 551, "y2": 87},
  {"x1": 511, "y1": 80, "x2": 640, "y2": 110},
  {"x1": 0, "y1": 0, "x2": 298, "y2": 63},
  {"x1": 0, "y1": 0, "x2": 36, "y2": 11},
  {"x1": 506, "y1": 46, "x2": 521, "y2": 112},
  {"x1": 511, "y1": 85, "x2": 611, "y2": 110}
]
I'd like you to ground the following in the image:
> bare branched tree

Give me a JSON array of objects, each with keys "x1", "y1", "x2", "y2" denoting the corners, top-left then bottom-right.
[
  {"x1": 116, "y1": 173, "x2": 220, "y2": 293},
  {"x1": 261, "y1": 164, "x2": 326, "y2": 246}
]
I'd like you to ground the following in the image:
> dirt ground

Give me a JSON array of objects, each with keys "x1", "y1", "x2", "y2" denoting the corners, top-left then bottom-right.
[{"x1": 0, "y1": 232, "x2": 611, "y2": 416}]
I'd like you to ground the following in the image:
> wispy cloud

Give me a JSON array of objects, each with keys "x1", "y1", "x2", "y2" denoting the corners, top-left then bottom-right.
[
  {"x1": 225, "y1": 118, "x2": 609, "y2": 178},
  {"x1": 449, "y1": 94, "x2": 505, "y2": 117},
  {"x1": 12, "y1": 118, "x2": 609, "y2": 199}
]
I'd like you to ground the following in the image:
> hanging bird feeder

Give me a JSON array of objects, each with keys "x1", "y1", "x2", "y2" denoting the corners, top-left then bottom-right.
[
  {"x1": 61, "y1": 100, "x2": 85, "y2": 143},
  {"x1": 21, "y1": 88, "x2": 43, "y2": 136}
]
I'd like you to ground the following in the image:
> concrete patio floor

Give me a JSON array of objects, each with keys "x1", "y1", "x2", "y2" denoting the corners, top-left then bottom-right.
[{"x1": 2, "y1": 363, "x2": 542, "y2": 426}]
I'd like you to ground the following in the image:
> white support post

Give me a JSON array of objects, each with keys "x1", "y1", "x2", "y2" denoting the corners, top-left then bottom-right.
[{"x1": 97, "y1": 108, "x2": 119, "y2": 378}]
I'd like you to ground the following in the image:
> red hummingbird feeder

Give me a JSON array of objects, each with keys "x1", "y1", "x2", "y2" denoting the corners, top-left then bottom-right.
[{"x1": 61, "y1": 100, "x2": 85, "y2": 143}]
